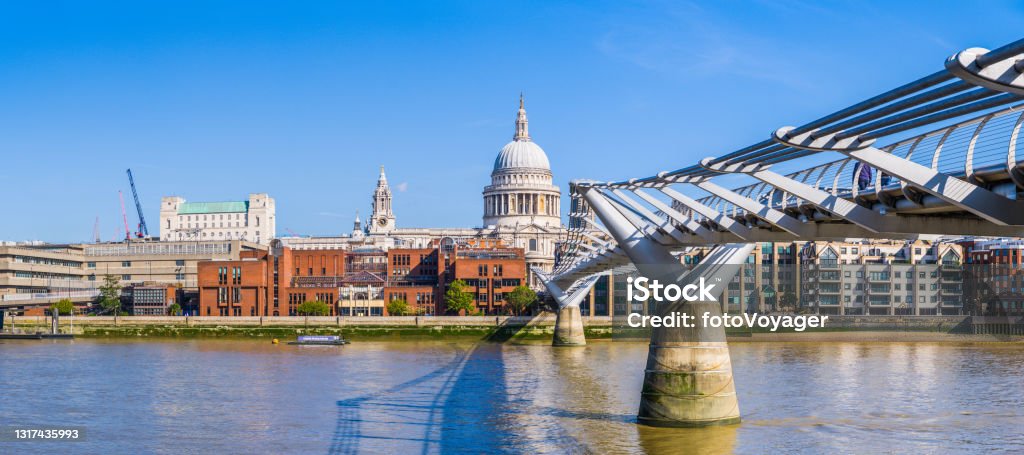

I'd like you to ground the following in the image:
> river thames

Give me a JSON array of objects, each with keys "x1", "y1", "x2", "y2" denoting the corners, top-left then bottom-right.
[{"x1": 1, "y1": 339, "x2": 1022, "y2": 454}]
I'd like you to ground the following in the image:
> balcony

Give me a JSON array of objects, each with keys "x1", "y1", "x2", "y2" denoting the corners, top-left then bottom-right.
[
  {"x1": 818, "y1": 272, "x2": 841, "y2": 282},
  {"x1": 940, "y1": 283, "x2": 962, "y2": 292},
  {"x1": 868, "y1": 296, "x2": 891, "y2": 306},
  {"x1": 816, "y1": 284, "x2": 841, "y2": 294},
  {"x1": 816, "y1": 296, "x2": 841, "y2": 306},
  {"x1": 867, "y1": 284, "x2": 891, "y2": 294},
  {"x1": 940, "y1": 272, "x2": 963, "y2": 283}
]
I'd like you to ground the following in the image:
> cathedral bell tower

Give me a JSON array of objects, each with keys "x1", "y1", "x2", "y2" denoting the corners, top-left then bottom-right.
[{"x1": 369, "y1": 166, "x2": 397, "y2": 234}]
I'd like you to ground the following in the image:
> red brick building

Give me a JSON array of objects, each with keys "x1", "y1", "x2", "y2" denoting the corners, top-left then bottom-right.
[
  {"x1": 198, "y1": 246, "x2": 376, "y2": 316},
  {"x1": 959, "y1": 239, "x2": 1024, "y2": 315},
  {"x1": 385, "y1": 248, "x2": 439, "y2": 315},
  {"x1": 196, "y1": 239, "x2": 526, "y2": 316},
  {"x1": 276, "y1": 247, "x2": 347, "y2": 316},
  {"x1": 450, "y1": 239, "x2": 526, "y2": 314},
  {"x1": 383, "y1": 239, "x2": 526, "y2": 315},
  {"x1": 197, "y1": 250, "x2": 269, "y2": 316}
]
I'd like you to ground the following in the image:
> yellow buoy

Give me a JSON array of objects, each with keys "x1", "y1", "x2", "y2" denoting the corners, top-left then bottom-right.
[{"x1": 272, "y1": 338, "x2": 279, "y2": 344}]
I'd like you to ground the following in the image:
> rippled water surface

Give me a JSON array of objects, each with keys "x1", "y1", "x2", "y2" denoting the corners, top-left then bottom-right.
[{"x1": 1, "y1": 339, "x2": 1023, "y2": 454}]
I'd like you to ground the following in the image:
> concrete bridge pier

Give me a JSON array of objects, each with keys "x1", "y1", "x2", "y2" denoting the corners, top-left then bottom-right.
[
  {"x1": 553, "y1": 305, "x2": 586, "y2": 346},
  {"x1": 635, "y1": 245, "x2": 753, "y2": 427},
  {"x1": 541, "y1": 273, "x2": 601, "y2": 347},
  {"x1": 582, "y1": 187, "x2": 753, "y2": 427}
]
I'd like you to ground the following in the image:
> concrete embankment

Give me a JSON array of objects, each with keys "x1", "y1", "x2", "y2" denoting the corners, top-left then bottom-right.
[
  {"x1": 5, "y1": 314, "x2": 1022, "y2": 342},
  {"x1": 4, "y1": 315, "x2": 614, "y2": 340}
]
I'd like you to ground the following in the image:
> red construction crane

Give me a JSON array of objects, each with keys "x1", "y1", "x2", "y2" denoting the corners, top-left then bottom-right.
[{"x1": 119, "y1": 191, "x2": 130, "y2": 241}]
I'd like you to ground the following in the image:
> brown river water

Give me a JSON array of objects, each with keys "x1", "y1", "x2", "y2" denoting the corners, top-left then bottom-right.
[{"x1": 1, "y1": 339, "x2": 1022, "y2": 454}]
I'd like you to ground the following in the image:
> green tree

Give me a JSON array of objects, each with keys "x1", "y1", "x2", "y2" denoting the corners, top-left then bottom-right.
[
  {"x1": 296, "y1": 300, "x2": 331, "y2": 316},
  {"x1": 445, "y1": 279, "x2": 475, "y2": 315},
  {"x1": 505, "y1": 285, "x2": 537, "y2": 316},
  {"x1": 50, "y1": 298, "x2": 75, "y2": 316},
  {"x1": 98, "y1": 274, "x2": 123, "y2": 316},
  {"x1": 777, "y1": 292, "x2": 798, "y2": 312},
  {"x1": 386, "y1": 299, "x2": 410, "y2": 316},
  {"x1": 167, "y1": 303, "x2": 182, "y2": 316}
]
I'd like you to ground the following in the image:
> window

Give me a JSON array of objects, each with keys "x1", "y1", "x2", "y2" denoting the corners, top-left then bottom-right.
[
  {"x1": 87, "y1": 262, "x2": 96, "y2": 268},
  {"x1": 175, "y1": 273, "x2": 185, "y2": 280},
  {"x1": 122, "y1": 261, "x2": 132, "y2": 267},
  {"x1": 175, "y1": 260, "x2": 185, "y2": 266},
  {"x1": 88, "y1": 274, "x2": 96, "y2": 281},
  {"x1": 122, "y1": 274, "x2": 131, "y2": 280}
]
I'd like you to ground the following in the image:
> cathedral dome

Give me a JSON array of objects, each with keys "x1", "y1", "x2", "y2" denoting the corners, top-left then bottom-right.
[
  {"x1": 492, "y1": 94, "x2": 551, "y2": 174},
  {"x1": 493, "y1": 140, "x2": 550, "y2": 172}
]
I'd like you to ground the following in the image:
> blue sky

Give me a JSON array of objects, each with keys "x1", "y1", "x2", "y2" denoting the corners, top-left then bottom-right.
[{"x1": 2, "y1": 1, "x2": 1023, "y2": 242}]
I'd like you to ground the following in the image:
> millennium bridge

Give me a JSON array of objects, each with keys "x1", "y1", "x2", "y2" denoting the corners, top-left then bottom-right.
[{"x1": 536, "y1": 38, "x2": 1024, "y2": 427}]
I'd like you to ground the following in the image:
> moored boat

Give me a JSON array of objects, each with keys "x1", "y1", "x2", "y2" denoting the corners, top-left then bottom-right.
[{"x1": 287, "y1": 335, "x2": 348, "y2": 346}]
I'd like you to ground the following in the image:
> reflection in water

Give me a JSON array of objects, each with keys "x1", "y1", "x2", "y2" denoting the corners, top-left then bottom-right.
[{"x1": 0, "y1": 339, "x2": 1022, "y2": 454}]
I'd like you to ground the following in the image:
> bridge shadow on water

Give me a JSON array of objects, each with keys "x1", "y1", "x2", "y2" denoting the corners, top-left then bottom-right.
[
  {"x1": 327, "y1": 345, "x2": 471, "y2": 454},
  {"x1": 482, "y1": 313, "x2": 540, "y2": 343},
  {"x1": 327, "y1": 327, "x2": 604, "y2": 454}
]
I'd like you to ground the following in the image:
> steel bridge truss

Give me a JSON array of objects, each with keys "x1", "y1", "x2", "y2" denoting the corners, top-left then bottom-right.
[{"x1": 551, "y1": 38, "x2": 1024, "y2": 284}]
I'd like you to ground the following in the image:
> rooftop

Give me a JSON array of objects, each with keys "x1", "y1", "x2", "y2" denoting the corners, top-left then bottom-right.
[{"x1": 178, "y1": 201, "x2": 249, "y2": 215}]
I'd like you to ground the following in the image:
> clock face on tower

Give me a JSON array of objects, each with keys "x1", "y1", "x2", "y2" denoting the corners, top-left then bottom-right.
[{"x1": 378, "y1": 218, "x2": 388, "y2": 227}]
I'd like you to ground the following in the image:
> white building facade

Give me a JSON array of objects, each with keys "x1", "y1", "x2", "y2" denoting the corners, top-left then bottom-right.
[{"x1": 160, "y1": 193, "x2": 276, "y2": 245}]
